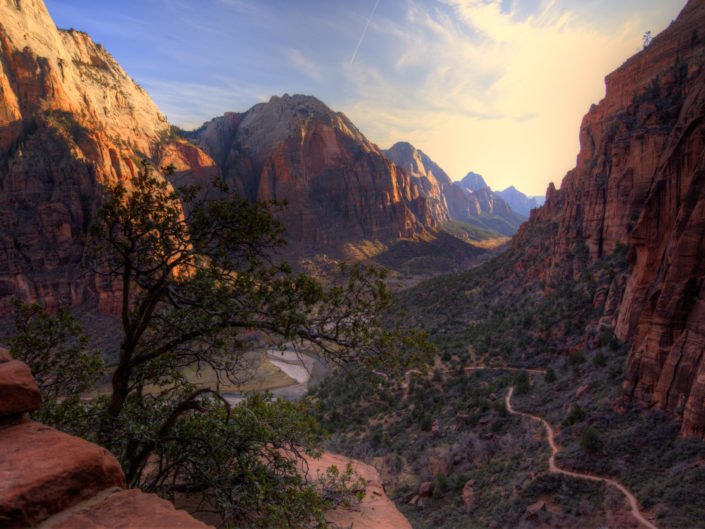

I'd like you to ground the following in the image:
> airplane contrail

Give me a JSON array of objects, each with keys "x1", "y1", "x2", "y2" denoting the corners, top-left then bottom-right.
[{"x1": 350, "y1": 0, "x2": 381, "y2": 65}]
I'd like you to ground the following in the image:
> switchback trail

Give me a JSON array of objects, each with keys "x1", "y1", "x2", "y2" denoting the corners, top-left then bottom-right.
[{"x1": 505, "y1": 386, "x2": 658, "y2": 529}]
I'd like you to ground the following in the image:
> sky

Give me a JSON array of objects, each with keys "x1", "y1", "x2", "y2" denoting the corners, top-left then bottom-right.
[{"x1": 43, "y1": 0, "x2": 687, "y2": 196}]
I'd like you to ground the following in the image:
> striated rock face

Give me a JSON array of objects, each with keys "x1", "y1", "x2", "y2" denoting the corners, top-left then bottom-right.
[
  {"x1": 513, "y1": 0, "x2": 705, "y2": 436},
  {"x1": 384, "y1": 142, "x2": 524, "y2": 236},
  {"x1": 616, "y1": 0, "x2": 705, "y2": 437},
  {"x1": 0, "y1": 0, "x2": 218, "y2": 315},
  {"x1": 191, "y1": 95, "x2": 433, "y2": 260}
]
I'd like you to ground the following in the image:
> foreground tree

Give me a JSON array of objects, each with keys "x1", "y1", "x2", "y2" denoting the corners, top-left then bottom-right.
[{"x1": 11, "y1": 162, "x2": 429, "y2": 528}]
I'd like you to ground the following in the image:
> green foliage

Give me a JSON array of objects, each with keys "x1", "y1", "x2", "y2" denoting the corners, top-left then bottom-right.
[
  {"x1": 580, "y1": 426, "x2": 603, "y2": 453},
  {"x1": 592, "y1": 350, "x2": 606, "y2": 368},
  {"x1": 514, "y1": 370, "x2": 530, "y2": 395},
  {"x1": 434, "y1": 470, "x2": 451, "y2": 496},
  {"x1": 8, "y1": 298, "x2": 104, "y2": 430},
  {"x1": 567, "y1": 351, "x2": 586, "y2": 367},
  {"x1": 315, "y1": 463, "x2": 366, "y2": 509},
  {"x1": 10, "y1": 161, "x2": 431, "y2": 527},
  {"x1": 562, "y1": 404, "x2": 586, "y2": 427}
]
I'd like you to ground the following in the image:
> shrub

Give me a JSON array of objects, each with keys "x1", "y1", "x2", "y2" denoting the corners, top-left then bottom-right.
[
  {"x1": 592, "y1": 350, "x2": 606, "y2": 368},
  {"x1": 545, "y1": 367, "x2": 557, "y2": 383},
  {"x1": 580, "y1": 426, "x2": 603, "y2": 453},
  {"x1": 434, "y1": 470, "x2": 451, "y2": 496},
  {"x1": 514, "y1": 371, "x2": 531, "y2": 395},
  {"x1": 563, "y1": 405, "x2": 586, "y2": 427}
]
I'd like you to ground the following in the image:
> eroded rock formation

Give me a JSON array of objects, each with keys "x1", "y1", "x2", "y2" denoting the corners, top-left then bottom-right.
[{"x1": 513, "y1": 0, "x2": 705, "y2": 436}]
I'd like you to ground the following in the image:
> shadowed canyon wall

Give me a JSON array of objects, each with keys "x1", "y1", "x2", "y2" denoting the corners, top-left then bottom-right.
[{"x1": 513, "y1": 0, "x2": 705, "y2": 436}]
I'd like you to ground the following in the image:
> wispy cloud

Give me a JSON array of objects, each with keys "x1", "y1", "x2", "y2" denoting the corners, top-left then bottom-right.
[
  {"x1": 336, "y1": 0, "x2": 681, "y2": 194},
  {"x1": 288, "y1": 49, "x2": 324, "y2": 82},
  {"x1": 141, "y1": 78, "x2": 259, "y2": 128}
]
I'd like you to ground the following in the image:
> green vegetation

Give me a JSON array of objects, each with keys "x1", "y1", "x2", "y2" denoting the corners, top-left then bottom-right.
[
  {"x1": 312, "y1": 242, "x2": 705, "y2": 529},
  {"x1": 10, "y1": 162, "x2": 431, "y2": 528},
  {"x1": 441, "y1": 220, "x2": 503, "y2": 242},
  {"x1": 371, "y1": 229, "x2": 486, "y2": 275}
]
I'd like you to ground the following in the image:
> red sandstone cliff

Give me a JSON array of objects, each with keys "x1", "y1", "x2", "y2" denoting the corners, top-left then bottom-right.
[
  {"x1": 191, "y1": 95, "x2": 434, "y2": 260},
  {"x1": 0, "y1": 0, "x2": 219, "y2": 315},
  {"x1": 513, "y1": 0, "x2": 705, "y2": 436}
]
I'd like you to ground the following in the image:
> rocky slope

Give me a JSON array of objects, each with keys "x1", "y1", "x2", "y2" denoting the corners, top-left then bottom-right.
[
  {"x1": 383, "y1": 142, "x2": 525, "y2": 236},
  {"x1": 512, "y1": 0, "x2": 705, "y2": 436},
  {"x1": 189, "y1": 96, "x2": 433, "y2": 261},
  {"x1": 0, "y1": 0, "x2": 219, "y2": 315}
]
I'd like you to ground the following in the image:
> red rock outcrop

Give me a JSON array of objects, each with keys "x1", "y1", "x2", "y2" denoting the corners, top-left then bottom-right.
[
  {"x1": 0, "y1": 348, "x2": 212, "y2": 528},
  {"x1": 301, "y1": 451, "x2": 412, "y2": 529},
  {"x1": 191, "y1": 95, "x2": 434, "y2": 260},
  {"x1": 0, "y1": 358, "x2": 41, "y2": 416},
  {"x1": 512, "y1": 0, "x2": 705, "y2": 436},
  {"x1": 44, "y1": 489, "x2": 213, "y2": 529},
  {"x1": 0, "y1": 421, "x2": 126, "y2": 526},
  {"x1": 0, "y1": 0, "x2": 219, "y2": 315}
]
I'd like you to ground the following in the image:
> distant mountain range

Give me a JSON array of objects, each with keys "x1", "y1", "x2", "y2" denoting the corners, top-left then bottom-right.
[
  {"x1": 496, "y1": 186, "x2": 545, "y2": 217},
  {"x1": 383, "y1": 143, "x2": 527, "y2": 238}
]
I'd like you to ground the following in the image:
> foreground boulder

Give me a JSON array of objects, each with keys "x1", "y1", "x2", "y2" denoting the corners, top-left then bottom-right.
[{"x1": 0, "y1": 349, "x2": 211, "y2": 528}]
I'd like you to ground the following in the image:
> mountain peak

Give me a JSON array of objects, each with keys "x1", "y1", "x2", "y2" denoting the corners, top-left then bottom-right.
[
  {"x1": 458, "y1": 172, "x2": 488, "y2": 192},
  {"x1": 237, "y1": 93, "x2": 367, "y2": 164},
  {"x1": 265, "y1": 93, "x2": 330, "y2": 115},
  {"x1": 496, "y1": 186, "x2": 538, "y2": 217}
]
